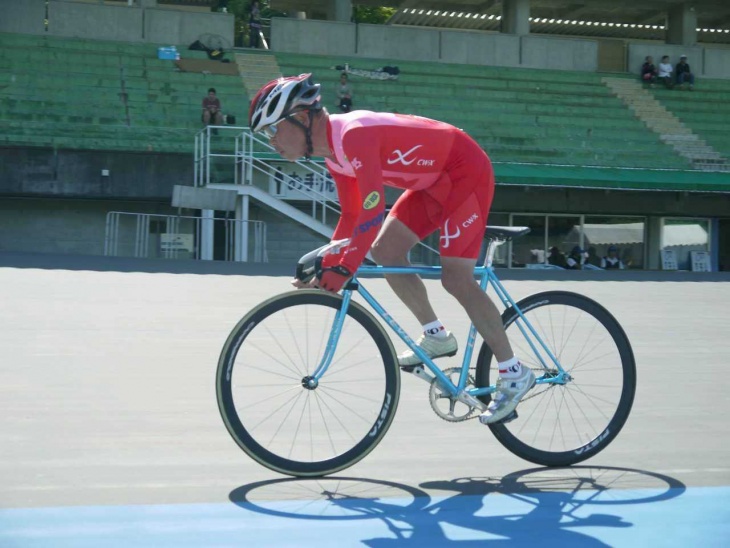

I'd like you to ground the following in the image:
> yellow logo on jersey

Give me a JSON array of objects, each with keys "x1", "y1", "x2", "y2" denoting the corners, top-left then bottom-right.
[{"x1": 363, "y1": 191, "x2": 381, "y2": 210}]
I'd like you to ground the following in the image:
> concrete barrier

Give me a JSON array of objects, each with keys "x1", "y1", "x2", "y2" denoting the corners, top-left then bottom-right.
[
  {"x1": 440, "y1": 31, "x2": 520, "y2": 67},
  {"x1": 0, "y1": 0, "x2": 46, "y2": 35},
  {"x1": 43, "y1": 0, "x2": 233, "y2": 45},
  {"x1": 144, "y1": 8, "x2": 233, "y2": 47},
  {"x1": 357, "y1": 24, "x2": 440, "y2": 62},
  {"x1": 521, "y1": 35, "x2": 598, "y2": 71},
  {"x1": 702, "y1": 47, "x2": 730, "y2": 79},
  {"x1": 271, "y1": 18, "x2": 356, "y2": 56},
  {"x1": 48, "y1": 1, "x2": 144, "y2": 42}
]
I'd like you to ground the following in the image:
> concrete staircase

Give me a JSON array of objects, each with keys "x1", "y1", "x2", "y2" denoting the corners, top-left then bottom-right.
[
  {"x1": 602, "y1": 77, "x2": 730, "y2": 172},
  {"x1": 235, "y1": 51, "x2": 282, "y2": 98}
]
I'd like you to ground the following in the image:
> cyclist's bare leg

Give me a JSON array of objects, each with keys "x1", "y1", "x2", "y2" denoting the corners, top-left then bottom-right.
[
  {"x1": 370, "y1": 216, "x2": 438, "y2": 325},
  {"x1": 440, "y1": 256, "x2": 513, "y2": 362}
]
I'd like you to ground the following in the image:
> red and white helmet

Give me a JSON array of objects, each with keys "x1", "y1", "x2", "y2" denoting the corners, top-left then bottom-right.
[{"x1": 248, "y1": 73, "x2": 321, "y2": 133}]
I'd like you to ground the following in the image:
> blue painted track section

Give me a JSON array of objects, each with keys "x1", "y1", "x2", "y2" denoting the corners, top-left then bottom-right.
[{"x1": 1, "y1": 486, "x2": 728, "y2": 547}]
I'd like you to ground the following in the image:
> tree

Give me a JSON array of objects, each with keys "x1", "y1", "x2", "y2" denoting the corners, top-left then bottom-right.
[{"x1": 352, "y1": 6, "x2": 397, "y2": 24}]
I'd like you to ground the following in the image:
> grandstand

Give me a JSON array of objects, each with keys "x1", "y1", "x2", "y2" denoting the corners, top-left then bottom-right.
[
  {"x1": 278, "y1": 52, "x2": 694, "y2": 171},
  {"x1": 0, "y1": 32, "x2": 249, "y2": 154},
  {"x1": 0, "y1": 0, "x2": 728, "y2": 271}
]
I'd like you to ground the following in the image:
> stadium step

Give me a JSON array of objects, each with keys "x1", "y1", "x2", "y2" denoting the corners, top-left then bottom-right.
[
  {"x1": 235, "y1": 52, "x2": 281, "y2": 100},
  {"x1": 602, "y1": 76, "x2": 729, "y2": 172}
]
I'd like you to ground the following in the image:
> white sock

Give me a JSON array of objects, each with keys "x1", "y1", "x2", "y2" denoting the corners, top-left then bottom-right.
[
  {"x1": 498, "y1": 356, "x2": 522, "y2": 379},
  {"x1": 422, "y1": 320, "x2": 448, "y2": 339}
]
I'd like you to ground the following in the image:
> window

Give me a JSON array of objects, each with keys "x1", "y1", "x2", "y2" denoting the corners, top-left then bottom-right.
[
  {"x1": 582, "y1": 216, "x2": 646, "y2": 269},
  {"x1": 662, "y1": 218, "x2": 710, "y2": 271}
]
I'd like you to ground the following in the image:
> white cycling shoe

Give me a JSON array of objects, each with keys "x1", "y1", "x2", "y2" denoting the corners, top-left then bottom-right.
[
  {"x1": 479, "y1": 365, "x2": 536, "y2": 424},
  {"x1": 398, "y1": 332, "x2": 458, "y2": 368}
]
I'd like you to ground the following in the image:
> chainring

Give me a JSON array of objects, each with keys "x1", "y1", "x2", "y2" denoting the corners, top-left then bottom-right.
[{"x1": 428, "y1": 367, "x2": 481, "y2": 422}]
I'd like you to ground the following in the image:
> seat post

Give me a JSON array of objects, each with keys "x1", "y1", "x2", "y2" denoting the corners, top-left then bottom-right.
[{"x1": 482, "y1": 238, "x2": 506, "y2": 268}]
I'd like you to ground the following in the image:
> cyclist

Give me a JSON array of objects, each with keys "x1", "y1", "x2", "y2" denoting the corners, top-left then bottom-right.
[{"x1": 248, "y1": 74, "x2": 534, "y2": 424}]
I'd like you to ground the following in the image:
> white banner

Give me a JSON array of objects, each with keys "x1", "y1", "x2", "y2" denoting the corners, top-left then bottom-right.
[
  {"x1": 161, "y1": 234, "x2": 194, "y2": 252},
  {"x1": 267, "y1": 162, "x2": 338, "y2": 201}
]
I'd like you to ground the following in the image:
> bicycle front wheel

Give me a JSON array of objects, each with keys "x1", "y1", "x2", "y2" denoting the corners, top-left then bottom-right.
[
  {"x1": 216, "y1": 290, "x2": 400, "y2": 477},
  {"x1": 475, "y1": 291, "x2": 636, "y2": 467}
]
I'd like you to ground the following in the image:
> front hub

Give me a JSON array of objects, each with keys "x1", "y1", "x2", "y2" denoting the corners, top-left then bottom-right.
[{"x1": 301, "y1": 376, "x2": 319, "y2": 390}]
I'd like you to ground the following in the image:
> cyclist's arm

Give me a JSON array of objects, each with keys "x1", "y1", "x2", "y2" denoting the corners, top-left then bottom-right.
[
  {"x1": 337, "y1": 129, "x2": 386, "y2": 274},
  {"x1": 330, "y1": 170, "x2": 361, "y2": 241}
]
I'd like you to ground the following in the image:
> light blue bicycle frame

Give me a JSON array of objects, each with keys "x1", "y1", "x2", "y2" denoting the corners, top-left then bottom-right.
[{"x1": 310, "y1": 239, "x2": 570, "y2": 400}]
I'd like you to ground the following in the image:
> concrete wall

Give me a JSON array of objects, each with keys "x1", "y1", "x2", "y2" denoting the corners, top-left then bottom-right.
[
  {"x1": 48, "y1": 1, "x2": 144, "y2": 42},
  {"x1": 144, "y1": 8, "x2": 233, "y2": 47},
  {"x1": 357, "y1": 24, "x2": 441, "y2": 62},
  {"x1": 521, "y1": 35, "x2": 598, "y2": 71},
  {"x1": 704, "y1": 47, "x2": 730, "y2": 79},
  {"x1": 272, "y1": 18, "x2": 598, "y2": 72},
  {"x1": 38, "y1": 0, "x2": 234, "y2": 45},
  {"x1": 628, "y1": 43, "x2": 704, "y2": 76},
  {"x1": 272, "y1": 18, "x2": 355, "y2": 56},
  {"x1": 0, "y1": 148, "x2": 192, "y2": 200},
  {"x1": 0, "y1": 198, "x2": 173, "y2": 255},
  {"x1": 270, "y1": 19, "x2": 730, "y2": 79},
  {"x1": 439, "y1": 30, "x2": 520, "y2": 67},
  {"x1": 0, "y1": 0, "x2": 46, "y2": 35}
]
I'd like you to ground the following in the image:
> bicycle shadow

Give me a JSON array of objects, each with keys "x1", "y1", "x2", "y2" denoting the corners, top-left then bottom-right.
[{"x1": 229, "y1": 466, "x2": 686, "y2": 546}]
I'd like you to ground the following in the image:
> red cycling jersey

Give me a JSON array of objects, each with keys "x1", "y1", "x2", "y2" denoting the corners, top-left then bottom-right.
[{"x1": 325, "y1": 111, "x2": 495, "y2": 273}]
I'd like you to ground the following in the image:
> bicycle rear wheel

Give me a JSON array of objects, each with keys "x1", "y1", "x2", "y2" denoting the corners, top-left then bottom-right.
[
  {"x1": 216, "y1": 290, "x2": 400, "y2": 477},
  {"x1": 475, "y1": 291, "x2": 636, "y2": 466}
]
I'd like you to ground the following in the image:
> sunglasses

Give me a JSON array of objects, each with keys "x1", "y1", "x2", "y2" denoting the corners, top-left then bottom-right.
[
  {"x1": 261, "y1": 115, "x2": 309, "y2": 139},
  {"x1": 262, "y1": 118, "x2": 286, "y2": 139}
]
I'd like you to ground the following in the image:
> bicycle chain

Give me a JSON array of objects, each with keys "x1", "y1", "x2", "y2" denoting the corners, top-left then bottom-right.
[{"x1": 429, "y1": 366, "x2": 556, "y2": 422}]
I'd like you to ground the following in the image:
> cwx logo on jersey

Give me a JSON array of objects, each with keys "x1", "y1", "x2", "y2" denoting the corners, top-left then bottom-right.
[
  {"x1": 440, "y1": 219, "x2": 461, "y2": 249},
  {"x1": 386, "y1": 145, "x2": 423, "y2": 166}
]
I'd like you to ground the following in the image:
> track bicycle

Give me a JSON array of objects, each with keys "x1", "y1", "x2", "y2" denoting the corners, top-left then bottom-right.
[{"x1": 216, "y1": 226, "x2": 636, "y2": 477}]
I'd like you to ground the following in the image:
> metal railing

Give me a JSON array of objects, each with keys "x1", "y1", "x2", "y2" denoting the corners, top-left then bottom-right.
[{"x1": 104, "y1": 211, "x2": 267, "y2": 262}]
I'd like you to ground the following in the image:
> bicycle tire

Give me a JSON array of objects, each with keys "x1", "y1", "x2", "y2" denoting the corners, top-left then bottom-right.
[
  {"x1": 216, "y1": 290, "x2": 400, "y2": 477},
  {"x1": 475, "y1": 291, "x2": 636, "y2": 467}
]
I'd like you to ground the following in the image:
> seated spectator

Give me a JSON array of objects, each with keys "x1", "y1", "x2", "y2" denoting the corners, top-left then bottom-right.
[
  {"x1": 547, "y1": 246, "x2": 567, "y2": 268},
  {"x1": 658, "y1": 55, "x2": 674, "y2": 89},
  {"x1": 601, "y1": 245, "x2": 625, "y2": 269},
  {"x1": 641, "y1": 56, "x2": 658, "y2": 87},
  {"x1": 586, "y1": 246, "x2": 602, "y2": 267},
  {"x1": 336, "y1": 73, "x2": 354, "y2": 113},
  {"x1": 566, "y1": 246, "x2": 587, "y2": 270},
  {"x1": 675, "y1": 55, "x2": 695, "y2": 90},
  {"x1": 202, "y1": 87, "x2": 224, "y2": 132}
]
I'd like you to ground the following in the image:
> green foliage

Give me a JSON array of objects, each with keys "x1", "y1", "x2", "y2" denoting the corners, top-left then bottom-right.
[{"x1": 352, "y1": 6, "x2": 397, "y2": 24}]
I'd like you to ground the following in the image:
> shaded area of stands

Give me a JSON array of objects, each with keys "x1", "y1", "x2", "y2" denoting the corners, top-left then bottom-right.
[
  {"x1": 0, "y1": 33, "x2": 249, "y2": 154},
  {"x1": 277, "y1": 52, "x2": 692, "y2": 171}
]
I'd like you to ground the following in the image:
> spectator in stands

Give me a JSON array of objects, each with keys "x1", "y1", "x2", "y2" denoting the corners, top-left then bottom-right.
[
  {"x1": 249, "y1": 1, "x2": 262, "y2": 49},
  {"x1": 202, "y1": 88, "x2": 224, "y2": 132},
  {"x1": 547, "y1": 246, "x2": 567, "y2": 268},
  {"x1": 658, "y1": 55, "x2": 674, "y2": 89},
  {"x1": 586, "y1": 246, "x2": 602, "y2": 267},
  {"x1": 641, "y1": 56, "x2": 657, "y2": 87},
  {"x1": 675, "y1": 55, "x2": 695, "y2": 90},
  {"x1": 601, "y1": 245, "x2": 625, "y2": 269},
  {"x1": 566, "y1": 246, "x2": 587, "y2": 270},
  {"x1": 336, "y1": 73, "x2": 354, "y2": 113}
]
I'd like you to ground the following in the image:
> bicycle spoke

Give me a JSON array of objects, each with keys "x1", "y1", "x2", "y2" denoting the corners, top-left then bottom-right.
[{"x1": 482, "y1": 294, "x2": 633, "y2": 464}]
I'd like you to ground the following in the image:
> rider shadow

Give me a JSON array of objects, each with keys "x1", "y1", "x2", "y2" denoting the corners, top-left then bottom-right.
[{"x1": 229, "y1": 466, "x2": 686, "y2": 547}]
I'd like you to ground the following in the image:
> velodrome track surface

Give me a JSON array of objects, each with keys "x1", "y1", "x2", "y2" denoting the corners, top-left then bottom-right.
[{"x1": 1, "y1": 255, "x2": 729, "y2": 546}]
